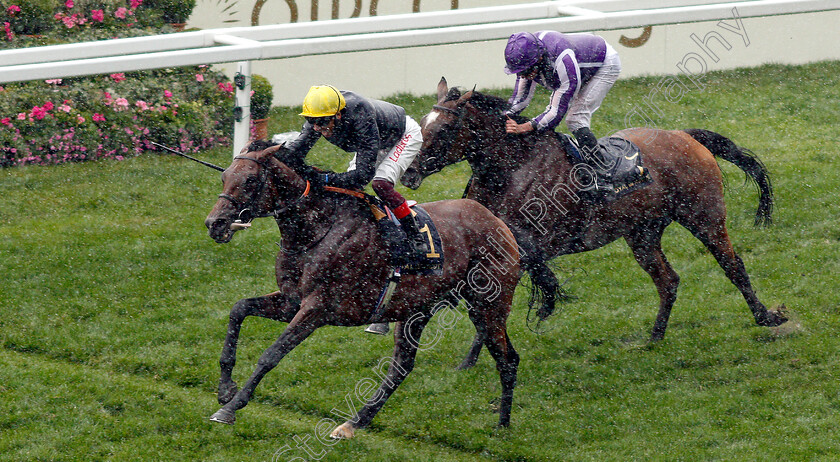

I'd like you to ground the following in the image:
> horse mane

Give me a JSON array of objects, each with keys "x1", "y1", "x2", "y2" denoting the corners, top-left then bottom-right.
[
  {"x1": 444, "y1": 87, "x2": 529, "y2": 124},
  {"x1": 247, "y1": 139, "x2": 279, "y2": 152}
]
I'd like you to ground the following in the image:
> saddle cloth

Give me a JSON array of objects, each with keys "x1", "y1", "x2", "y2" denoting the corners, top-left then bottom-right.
[
  {"x1": 382, "y1": 204, "x2": 444, "y2": 276},
  {"x1": 559, "y1": 134, "x2": 653, "y2": 201}
]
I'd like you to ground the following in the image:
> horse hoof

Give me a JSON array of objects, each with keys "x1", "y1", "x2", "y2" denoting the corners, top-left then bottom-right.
[
  {"x1": 455, "y1": 360, "x2": 477, "y2": 371},
  {"x1": 209, "y1": 408, "x2": 236, "y2": 425},
  {"x1": 758, "y1": 305, "x2": 788, "y2": 327},
  {"x1": 218, "y1": 383, "x2": 239, "y2": 405},
  {"x1": 330, "y1": 422, "x2": 356, "y2": 440}
]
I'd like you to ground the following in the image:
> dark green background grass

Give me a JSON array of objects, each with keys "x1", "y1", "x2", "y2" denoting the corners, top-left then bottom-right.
[{"x1": 1, "y1": 61, "x2": 839, "y2": 461}]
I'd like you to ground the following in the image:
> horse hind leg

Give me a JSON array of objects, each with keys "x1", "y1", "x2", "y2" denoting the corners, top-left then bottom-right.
[
  {"x1": 333, "y1": 314, "x2": 432, "y2": 439},
  {"x1": 467, "y1": 300, "x2": 519, "y2": 427},
  {"x1": 457, "y1": 331, "x2": 484, "y2": 370},
  {"x1": 625, "y1": 219, "x2": 681, "y2": 342},
  {"x1": 681, "y1": 216, "x2": 787, "y2": 328}
]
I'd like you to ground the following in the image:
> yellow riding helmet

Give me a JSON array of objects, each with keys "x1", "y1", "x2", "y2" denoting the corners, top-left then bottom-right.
[{"x1": 299, "y1": 85, "x2": 346, "y2": 117}]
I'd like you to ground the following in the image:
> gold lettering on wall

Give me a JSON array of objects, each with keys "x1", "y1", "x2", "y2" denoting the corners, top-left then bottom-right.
[
  {"x1": 251, "y1": 0, "x2": 458, "y2": 25},
  {"x1": 619, "y1": 26, "x2": 652, "y2": 48}
]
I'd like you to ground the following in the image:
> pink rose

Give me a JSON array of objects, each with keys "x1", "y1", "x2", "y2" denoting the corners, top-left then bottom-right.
[
  {"x1": 31, "y1": 106, "x2": 48, "y2": 120},
  {"x1": 135, "y1": 100, "x2": 149, "y2": 111},
  {"x1": 195, "y1": 74, "x2": 204, "y2": 82},
  {"x1": 92, "y1": 113, "x2": 105, "y2": 122},
  {"x1": 45, "y1": 79, "x2": 63, "y2": 85},
  {"x1": 130, "y1": 0, "x2": 143, "y2": 8},
  {"x1": 110, "y1": 73, "x2": 125, "y2": 82},
  {"x1": 114, "y1": 97, "x2": 129, "y2": 108},
  {"x1": 1, "y1": 117, "x2": 11, "y2": 126},
  {"x1": 164, "y1": 90, "x2": 173, "y2": 98},
  {"x1": 77, "y1": 115, "x2": 85, "y2": 123},
  {"x1": 114, "y1": 7, "x2": 131, "y2": 19},
  {"x1": 7, "y1": 5, "x2": 21, "y2": 15},
  {"x1": 17, "y1": 113, "x2": 26, "y2": 120},
  {"x1": 65, "y1": 0, "x2": 74, "y2": 9},
  {"x1": 43, "y1": 101, "x2": 54, "y2": 111},
  {"x1": 91, "y1": 9, "x2": 104, "y2": 22}
]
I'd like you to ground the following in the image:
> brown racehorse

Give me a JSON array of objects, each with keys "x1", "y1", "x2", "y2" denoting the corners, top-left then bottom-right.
[
  {"x1": 401, "y1": 79, "x2": 787, "y2": 365},
  {"x1": 204, "y1": 142, "x2": 521, "y2": 437}
]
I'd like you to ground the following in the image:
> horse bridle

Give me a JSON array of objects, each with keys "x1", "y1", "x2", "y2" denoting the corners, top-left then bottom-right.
[{"x1": 218, "y1": 155, "x2": 310, "y2": 223}]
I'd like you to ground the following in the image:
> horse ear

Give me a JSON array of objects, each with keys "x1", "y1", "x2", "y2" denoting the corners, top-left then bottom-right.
[
  {"x1": 436, "y1": 77, "x2": 448, "y2": 103},
  {"x1": 457, "y1": 89, "x2": 474, "y2": 106}
]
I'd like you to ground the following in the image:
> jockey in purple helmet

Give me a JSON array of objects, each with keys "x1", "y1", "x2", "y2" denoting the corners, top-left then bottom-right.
[{"x1": 503, "y1": 31, "x2": 622, "y2": 193}]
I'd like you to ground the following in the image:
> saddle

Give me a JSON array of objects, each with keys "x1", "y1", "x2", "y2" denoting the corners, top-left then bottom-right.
[
  {"x1": 558, "y1": 133, "x2": 653, "y2": 202},
  {"x1": 323, "y1": 186, "x2": 444, "y2": 275},
  {"x1": 373, "y1": 201, "x2": 445, "y2": 276}
]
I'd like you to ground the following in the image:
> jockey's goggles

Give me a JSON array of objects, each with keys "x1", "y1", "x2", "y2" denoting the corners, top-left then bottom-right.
[{"x1": 305, "y1": 115, "x2": 335, "y2": 126}]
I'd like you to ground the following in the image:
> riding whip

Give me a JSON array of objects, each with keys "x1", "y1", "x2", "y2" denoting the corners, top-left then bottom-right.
[{"x1": 149, "y1": 141, "x2": 225, "y2": 172}]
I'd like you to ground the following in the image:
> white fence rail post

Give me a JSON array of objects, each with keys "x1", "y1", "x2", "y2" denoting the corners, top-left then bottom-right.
[{"x1": 232, "y1": 61, "x2": 252, "y2": 159}]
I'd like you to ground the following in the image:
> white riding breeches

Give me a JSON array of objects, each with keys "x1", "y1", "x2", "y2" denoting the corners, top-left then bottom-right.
[
  {"x1": 566, "y1": 44, "x2": 621, "y2": 132},
  {"x1": 347, "y1": 116, "x2": 423, "y2": 185}
]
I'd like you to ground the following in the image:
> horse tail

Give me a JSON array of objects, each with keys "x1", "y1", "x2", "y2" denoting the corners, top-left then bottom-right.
[{"x1": 684, "y1": 128, "x2": 774, "y2": 227}]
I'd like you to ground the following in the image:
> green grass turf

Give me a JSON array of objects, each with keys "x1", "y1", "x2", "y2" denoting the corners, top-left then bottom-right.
[{"x1": 1, "y1": 61, "x2": 839, "y2": 461}]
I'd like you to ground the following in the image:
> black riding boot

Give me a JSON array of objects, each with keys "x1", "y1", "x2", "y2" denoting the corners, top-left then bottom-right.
[
  {"x1": 398, "y1": 213, "x2": 428, "y2": 264},
  {"x1": 377, "y1": 218, "x2": 412, "y2": 267},
  {"x1": 572, "y1": 127, "x2": 615, "y2": 194}
]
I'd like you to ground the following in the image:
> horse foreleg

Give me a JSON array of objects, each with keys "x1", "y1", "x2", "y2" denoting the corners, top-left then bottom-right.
[
  {"x1": 625, "y1": 220, "x2": 680, "y2": 342},
  {"x1": 456, "y1": 331, "x2": 484, "y2": 370},
  {"x1": 331, "y1": 314, "x2": 432, "y2": 439},
  {"x1": 218, "y1": 292, "x2": 300, "y2": 405},
  {"x1": 210, "y1": 304, "x2": 323, "y2": 425}
]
